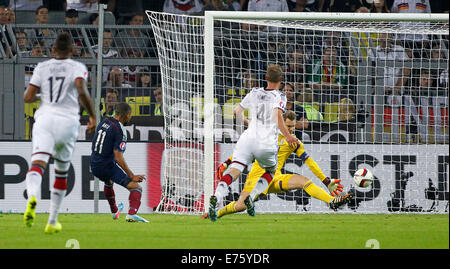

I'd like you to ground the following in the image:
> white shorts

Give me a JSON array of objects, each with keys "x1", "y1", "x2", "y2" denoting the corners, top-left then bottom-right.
[
  {"x1": 230, "y1": 131, "x2": 278, "y2": 173},
  {"x1": 31, "y1": 113, "x2": 80, "y2": 163}
]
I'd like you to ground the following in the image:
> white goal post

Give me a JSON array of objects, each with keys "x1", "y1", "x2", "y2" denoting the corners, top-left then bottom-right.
[{"x1": 147, "y1": 11, "x2": 449, "y2": 214}]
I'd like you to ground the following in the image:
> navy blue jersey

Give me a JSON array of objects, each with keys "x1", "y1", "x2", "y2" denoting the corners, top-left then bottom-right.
[{"x1": 90, "y1": 117, "x2": 127, "y2": 167}]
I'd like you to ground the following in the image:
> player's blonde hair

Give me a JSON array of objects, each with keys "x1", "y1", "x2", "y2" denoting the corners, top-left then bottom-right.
[
  {"x1": 339, "y1": 98, "x2": 355, "y2": 121},
  {"x1": 266, "y1": 64, "x2": 283, "y2": 83},
  {"x1": 283, "y1": 110, "x2": 297, "y2": 121}
]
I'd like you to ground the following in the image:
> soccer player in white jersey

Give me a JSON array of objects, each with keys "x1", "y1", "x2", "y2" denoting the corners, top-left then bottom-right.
[
  {"x1": 23, "y1": 32, "x2": 96, "y2": 234},
  {"x1": 208, "y1": 64, "x2": 298, "y2": 222}
]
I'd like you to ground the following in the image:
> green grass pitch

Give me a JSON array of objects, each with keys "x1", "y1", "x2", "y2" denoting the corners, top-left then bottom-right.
[{"x1": 0, "y1": 213, "x2": 448, "y2": 249}]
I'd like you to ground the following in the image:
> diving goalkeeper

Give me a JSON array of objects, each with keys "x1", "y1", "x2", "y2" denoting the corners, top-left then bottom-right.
[{"x1": 204, "y1": 110, "x2": 354, "y2": 220}]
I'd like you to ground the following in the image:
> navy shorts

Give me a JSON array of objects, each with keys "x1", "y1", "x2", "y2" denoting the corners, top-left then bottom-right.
[{"x1": 90, "y1": 162, "x2": 132, "y2": 188}]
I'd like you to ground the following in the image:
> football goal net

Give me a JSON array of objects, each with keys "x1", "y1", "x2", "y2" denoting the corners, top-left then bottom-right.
[{"x1": 147, "y1": 11, "x2": 449, "y2": 214}]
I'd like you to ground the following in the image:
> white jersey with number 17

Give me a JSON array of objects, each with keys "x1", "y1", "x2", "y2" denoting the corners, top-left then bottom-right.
[
  {"x1": 239, "y1": 87, "x2": 287, "y2": 146},
  {"x1": 29, "y1": 58, "x2": 88, "y2": 121}
]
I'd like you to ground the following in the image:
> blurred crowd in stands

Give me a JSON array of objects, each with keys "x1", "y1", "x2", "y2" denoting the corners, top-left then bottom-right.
[{"x1": 0, "y1": 0, "x2": 449, "y2": 134}]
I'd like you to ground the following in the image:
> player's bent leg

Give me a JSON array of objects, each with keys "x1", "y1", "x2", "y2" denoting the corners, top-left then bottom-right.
[
  {"x1": 302, "y1": 179, "x2": 335, "y2": 204},
  {"x1": 125, "y1": 182, "x2": 148, "y2": 223},
  {"x1": 24, "y1": 159, "x2": 48, "y2": 228},
  {"x1": 46, "y1": 159, "x2": 70, "y2": 232},
  {"x1": 104, "y1": 180, "x2": 121, "y2": 219},
  {"x1": 215, "y1": 167, "x2": 242, "y2": 204},
  {"x1": 247, "y1": 168, "x2": 275, "y2": 216},
  {"x1": 211, "y1": 166, "x2": 244, "y2": 222},
  {"x1": 216, "y1": 193, "x2": 249, "y2": 219}
]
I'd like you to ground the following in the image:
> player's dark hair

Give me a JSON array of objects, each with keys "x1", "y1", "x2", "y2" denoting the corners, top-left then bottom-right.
[
  {"x1": 283, "y1": 110, "x2": 297, "y2": 121},
  {"x1": 54, "y1": 32, "x2": 73, "y2": 55},
  {"x1": 115, "y1": 102, "x2": 132, "y2": 117}
]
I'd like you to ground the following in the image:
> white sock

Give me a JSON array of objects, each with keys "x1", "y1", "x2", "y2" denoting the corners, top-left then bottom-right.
[
  {"x1": 250, "y1": 177, "x2": 269, "y2": 201},
  {"x1": 26, "y1": 171, "x2": 42, "y2": 199},
  {"x1": 48, "y1": 188, "x2": 66, "y2": 225}
]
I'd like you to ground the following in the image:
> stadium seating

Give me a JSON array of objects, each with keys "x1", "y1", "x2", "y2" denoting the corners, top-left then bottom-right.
[{"x1": 14, "y1": 11, "x2": 116, "y2": 25}]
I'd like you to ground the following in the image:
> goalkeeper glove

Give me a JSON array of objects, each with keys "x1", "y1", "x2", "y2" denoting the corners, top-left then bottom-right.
[
  {"x1": 322, "y1": 177, "x2": 344, "y2": 197},
  {"x1": 216, "y1": 157, "x2": 232, "y2": 180}
]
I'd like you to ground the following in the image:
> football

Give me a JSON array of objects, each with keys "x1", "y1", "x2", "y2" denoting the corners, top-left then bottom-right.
[{"x1": 354, "y1": 168, "x2": 374, "y2": 187}]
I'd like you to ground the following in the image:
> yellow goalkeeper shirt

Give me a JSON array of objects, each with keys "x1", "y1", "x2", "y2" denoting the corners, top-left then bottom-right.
[{"x1": 246, "y1": 133, "x2": 328, "y2": 183}]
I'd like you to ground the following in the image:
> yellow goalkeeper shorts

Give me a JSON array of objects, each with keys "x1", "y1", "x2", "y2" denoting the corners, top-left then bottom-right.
[{"x1": 242, "y1": 173, "x2": 293, "y2": 195}]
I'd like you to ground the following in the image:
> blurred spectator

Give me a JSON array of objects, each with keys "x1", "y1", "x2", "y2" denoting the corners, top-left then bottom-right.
[
  {"x1": 102, "y1": 88, "x2": 119, "y2": 117},
  {"x1": 245, "y1": 0, "x2": 289, "y2": 30},
  {"x1": 338, "y1": 97, "x2": 356, "y2": 122},
  {"x1": 15, "y1": 30, "x2": 31, "y2": 56},
  {"x1": 30, "y1": 39, "x2": 45, "y2": 57},
  {"x1": 285, "y1": 47, "x2": 310, "y2": 85},
  {"x1": 247, "y1": 0, "x2": 289, "y2": 13},
  {"x1": 283, "y1": 82, "x2": 309, "y2": 134},
  {"x1": 288, "y1": 0, "x2": 312, "y2": 12},
  {"x1": 0, "y1": 6, "x2": 7, "y2": 24},
  {"x1": 367, "y1": 32, "x2": 411, "y2": 96},
  {"x1": 0, "y1": 5, "x2": 14, "y2": 23},
  {"x1": 122, "y1": 49, "x2": 148, "y2": 87},
  {"x1": 233, "y1": 71, "x2": 255, "y2": 97},
  {"x1": 1, "y1": 6, "x2": 15, "y2": 58},
  {"x1": 347, "y1": 47, "x2": 358, "y2": 100},
  {"x1": 314, "y1": 31, "x2": 348, "y2": 64},
  {"x1": 0, "y1": 7, "x2": 9, "y2": 58},
  {"x1": 391, "y1": 0, "x2": 431, "y2": 58},
  {"x1": 408, "y1": 68, "x2": 435, "y2": 97},
  {"x1": 87, "y1": 12, "x2": 99, "y2": 44},
  {"x1": 66, "y1": 0, "x2": 98, "y2": 12},
  {"x1": 24, "y1": 6, "x2": 57, "y2": 49},
  {"x1": 64, "y1": 8, "x2": 78, "y2": 24},
  {"x1": 308, "y1": 46, "x2": 348, "y2": 101},
  {"x1": 204, "y1": 0, "x2": 229, "y2": 11},
  {"x1": 229, "y1": 0, "x2": 247, "y2": 11},
  {"x1": 92, "y1": 30, "x2": 118, "y2": 83},
  {"x1": 204, "y1": 0, "x2": 245, "y2": 11},
  {"x1": 63, "y1": 9, "x2": 85, "y2": 47},
  {"x1": 430, "y1": 42, "x2": 448, "y2": 94},
  {"x1": 321, "y1": 0, "x2": 362, "y2": 12},
  {"x1": 297, "y1": 87, "x2": 323, "y2": 122},
  {"x1": 370, "y1": 0, "x2": 390, "y2": 12},
  {"x1": 151, "y1": 86, "x2": 163, "y2": 116},
  {"x1": 114, "y1": 0, "x2": 143, "y2": 24},
  {"x1": 9, "y1": 0, "x2": 43, "y2": 10},
  {"x1": 107, "y1": 67, "x2": 132, "y2": 89},
  {"x1": 355, "y1": 6, "x2": 369, "y2": 12},
  {"x1": 136, "y1": 71, "x2": 152, "y2": 88},
  {"x1": 163, "y1": 0, "x2": 204, "y2": 15},
  {"x1": 115, "y1": 13, "x2": 150, "y2": 57},
  {"x1": 89, "y1": 12, "x2": 99, "y2": 24}
]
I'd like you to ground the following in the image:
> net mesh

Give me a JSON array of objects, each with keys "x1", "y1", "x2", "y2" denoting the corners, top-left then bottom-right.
[{"x1": 147, "y1": 11, "x2": 449, "y2": 214}]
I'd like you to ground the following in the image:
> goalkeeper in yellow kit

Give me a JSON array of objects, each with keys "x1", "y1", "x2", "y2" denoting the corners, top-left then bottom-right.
[{"x1": 204, "y1": 110, "x2": 354, "y2": 220}]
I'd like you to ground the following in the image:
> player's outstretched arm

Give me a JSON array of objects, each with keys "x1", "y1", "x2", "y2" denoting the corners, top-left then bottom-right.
[
  {"x1": 75, "y1": 78, "x2": 96, "y2": 133},
  {"x1": 114, "y1": 149, "x2": 145, "y2": 182},
  {"x1": 24, "y1": 84, "x2": 40, "y2": 103},
  {"x1": 304, "y1": 158, "x2": 343, "y2": 196}
]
